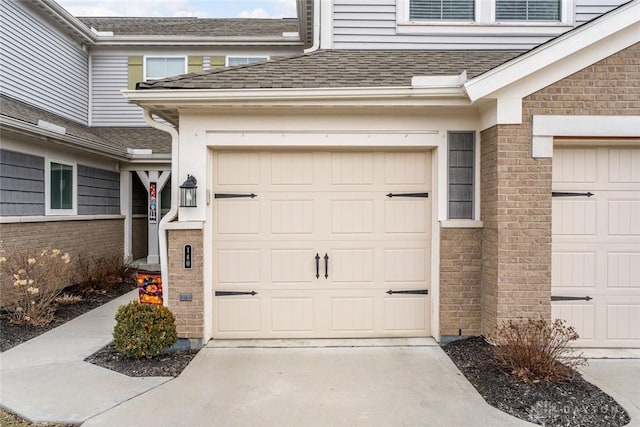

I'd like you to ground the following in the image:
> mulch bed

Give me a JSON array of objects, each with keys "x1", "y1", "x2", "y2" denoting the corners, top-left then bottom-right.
[
  {"x1": 85, "y1": 342, "x2": 199, "y2": 377},
  {"x1": 443, "y1": 336, "x2": 631, "y2": 427},
  {"x1": 0, "y1": 281, "x2": 136, "y2": 352}
]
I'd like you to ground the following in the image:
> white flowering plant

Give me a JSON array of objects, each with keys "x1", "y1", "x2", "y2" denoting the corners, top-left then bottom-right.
[{"x1": 0, "y1": 246, "x2": 72, "y2": 326}]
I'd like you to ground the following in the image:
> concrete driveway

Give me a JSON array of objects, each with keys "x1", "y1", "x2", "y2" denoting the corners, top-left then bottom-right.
[{"x1": 82, "y1": 343, "x2": 534, "y2": 427}]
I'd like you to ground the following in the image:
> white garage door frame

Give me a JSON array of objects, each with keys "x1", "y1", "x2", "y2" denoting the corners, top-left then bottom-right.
[{"x1": 201, "y1": 130, "x2": 447, "y2": 342}]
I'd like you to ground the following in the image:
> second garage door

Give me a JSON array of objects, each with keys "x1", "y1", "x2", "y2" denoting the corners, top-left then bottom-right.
[{"x1": 212, "y1": 150, "x2": 432, "y2": 339}]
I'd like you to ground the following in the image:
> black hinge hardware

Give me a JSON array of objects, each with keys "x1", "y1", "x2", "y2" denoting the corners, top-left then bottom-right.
[
  {"x1": 214, "y1": 193, "x2": 257, "y2": 199},
  {"x1": 551, "y1": 295, "x2": 593, "y2": 302},
  {"x1": 215, "y1": 291, "x2": 258, "y2": 296},
  {"x1": 386, "y1": 289, "x2": 429, "y2": 295},
  {"x1": 552, "y1": 192, "x2": 594, "y2": 198},
  {"x1": 315, "y1": 253, "x2": 320, "y2": 279},
  {"x1": 386, "y1": 192, "x2": 429, "y2": 198}
]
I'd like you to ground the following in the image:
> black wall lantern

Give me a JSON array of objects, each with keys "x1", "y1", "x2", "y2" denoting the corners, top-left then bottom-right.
[{"x1": 179, "y1": 175, "x2": 198, "y2": 207}]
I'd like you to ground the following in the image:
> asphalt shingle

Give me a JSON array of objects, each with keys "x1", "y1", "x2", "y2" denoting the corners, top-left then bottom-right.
[{"x1": 136, "y1": 50, "x2": 525, "y2": 90}]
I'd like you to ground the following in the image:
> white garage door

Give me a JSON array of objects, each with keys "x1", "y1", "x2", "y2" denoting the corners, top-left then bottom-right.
[
  {"x1": 552, "y1": 145, "x2": 640, "y2": 348},
  {"x1": 212, "y1": 150, "x2": 432, "y2": 339}
]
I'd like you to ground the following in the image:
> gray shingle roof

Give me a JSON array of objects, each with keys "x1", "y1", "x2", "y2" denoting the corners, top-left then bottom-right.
[
  {"x1": 0, "y1": 95, "x2": 171, "y2": 154},
  {"x1": 79, "y1": 17, "x2": 298, "y2": 37},
  {"x1": 136, "y1": 50, "x2": 525, "y2": 90}
]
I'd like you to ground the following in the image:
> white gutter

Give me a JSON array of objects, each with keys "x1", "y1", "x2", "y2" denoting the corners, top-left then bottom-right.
[
  {"x1": 304, "y1": 0, "x2": 321, "y2": 53},
  {"x1": 38, "y1": 0, "x2": 96, "y2": 44},
  {"x1": 94, "y1": 36, "x2": 303, "y2": 47},
  {"x1": 141, "y1": 109, "x2": 179, "y2": 304}
]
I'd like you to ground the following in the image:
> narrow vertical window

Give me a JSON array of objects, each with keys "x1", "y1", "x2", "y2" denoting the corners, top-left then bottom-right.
[
  {"x1": 50, "y1": 162, "x2": 73, "y2": 210},
  {"x1": 448, "y1": 132, "x2": 475, "y2": 219}
]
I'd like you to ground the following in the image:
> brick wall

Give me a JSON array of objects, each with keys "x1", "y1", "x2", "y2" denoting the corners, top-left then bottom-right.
[
  {"x1": 479, "y1": 43, "x2": 640, "y2": 337},
  {"x1": 167, "y1": 228, "x2": 203, "y2": 339},
  {"x1": 439, "y1": 227, "x2": 482, "y2": 336},
  {"x1": 0, "y1": 218, "x2": 124, "y2": 264}
]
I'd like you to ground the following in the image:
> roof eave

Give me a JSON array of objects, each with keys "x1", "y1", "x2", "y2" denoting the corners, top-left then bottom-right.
[
  {"x1": 36, "y1": 0, "x2": 96, "y2": 44},
  {"x1": 1, "y1": 116, "x2": 128, "y2": 161},
  {"x1": 94, "y1": 35, "x2": 303, "y2": 47}
]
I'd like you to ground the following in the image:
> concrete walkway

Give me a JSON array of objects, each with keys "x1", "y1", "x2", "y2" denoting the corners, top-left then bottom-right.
[
  {"x1": 1, "y1": 293, "x2": 638, "y2": 427},
  {"x1": 0, "y1": 290, "x2": 171, "y2": 425}
]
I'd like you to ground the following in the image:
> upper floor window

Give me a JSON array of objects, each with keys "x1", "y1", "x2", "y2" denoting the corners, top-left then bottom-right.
[
  {"x1": 409, "y1": 0, "x2": 475, "y2": 21},
  {"x1": 496, "y1": 0, "x2": 560, "y2": 21},
  {"x1": 145, "y1": 57, "x2": 187, "y2": 80},
  {"x1": 226, "y1": 56, "x2": 269, "y2": 67}
]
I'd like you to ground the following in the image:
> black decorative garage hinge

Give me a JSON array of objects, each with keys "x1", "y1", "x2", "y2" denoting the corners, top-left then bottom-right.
[
  {"x1": 386, "y1": 289, "x2": 429, "y2": 295},
  {"x1": 386, "y1": 192, "x2": 429, "y2": 198},
  {"x1": 551, "y1": 295, "x2": 593, "y2": 301},
  {"x1": 552, "y1": 191, "x2": 594, "y2": 198},
  {"x1": 214, "y1": 193, "x2": 257, "y2": 199},
  {"x1": 215, "y1": 291, "x2": 258, "y2": 296}
]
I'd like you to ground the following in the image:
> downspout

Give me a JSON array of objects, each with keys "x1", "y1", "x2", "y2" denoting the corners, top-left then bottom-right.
[
  {"x1": 303, "y1": 0, "x2": 320, "y2": 53},
  {"x1": 141, "y1": 109, "x2": 178, "y2": 305}
]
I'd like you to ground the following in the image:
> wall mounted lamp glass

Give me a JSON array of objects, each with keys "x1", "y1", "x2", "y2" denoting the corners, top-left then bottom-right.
[{"x1": 179, "y1": 175, "x2": 197, "y2": 207}]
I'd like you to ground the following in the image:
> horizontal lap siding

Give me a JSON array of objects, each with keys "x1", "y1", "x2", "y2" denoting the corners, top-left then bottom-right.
[
  {"x1": 0, "y1": 1, "x2": 88, "y2": 123},
  {"x1": 91, "y1": 56, "x2": 146, "y2": 126},
  {"x1": 332, "y1": 0, "x2": 627, "y2": 50},
  {"x1": 77, "y1": 165, "x2": 120, "y2": 215},
  {"x1": 0, "y1": 150, "x2": 45, "y2": 216}
]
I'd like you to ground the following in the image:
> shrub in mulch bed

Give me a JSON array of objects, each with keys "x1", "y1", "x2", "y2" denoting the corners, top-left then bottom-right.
[{"x1": 443, "y1": 336, "x2": 630, "y2": 427}]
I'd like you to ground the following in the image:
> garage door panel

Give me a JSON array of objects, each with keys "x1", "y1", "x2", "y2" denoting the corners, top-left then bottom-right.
[
  {"x1": 384, "y1": 249, "x2": 426, "y2": 282},
  {"x1": 607, "y1": 253, "x2": 640, "y2": 288},
  {"x1": 216, "y1": 201, "x2": 260, "y2": 234},
  {"x1": 608, "y1": 148, "x2": 640, "y2": 183},
  {"x1": 217, "y1": 250, "x2": 261, "y2": 283},
  {"x1": 271, "y1": 152, "x2": 314, "y2": 185},
  {"x1": 330, "y1": 200, "x2": 374, "y2": 234},
  {"x1": 330, "y1": 249, "x2": 374, "y2": 283},
  {"x1": 552, "y1": 304, "x2": 595, "y2": 340},
  {"x1": 331, "y1": 297, "x2": 375, "y2": 331},
  {"x1": 271, "y1": 200, "x2": 314, "y2": 234},
  {"x1": 384, "y1": 200, "x2": 427, "y2": 233},
  {"x1": 607, "y1": 304, "x2": 640, "y2": 340},
  {"x1": 384, "y1": 152, "x2": 428, "y2": 185},
  {"x1": 384, "y1": 297, "x2": 428, "y2": 331},
  {"x1": 271, "y1": 250, "x2": 315, "y2": 283},
  {"x1": 552, "y1": 252, "x2": 596, "y2": 288},
  {"x1": 331, "y1": 152, "x2": 374, "y2": 185},
  {"x1": 608, "y1": 200, "x2": 640, "y2": 235},
  {"x1": 217, "y1": 299, "x2": 261, "y2": 332},
  {"x1": 271, "y1": 298, "x2": 315, "y2": 332},
  {"x1": 553, "y1": 148, "x2": 597, "y2": 183},
  {"x1": 552, "y1": 200, "x2": 597, "y2": 235},
  {"x1": 216, "y1": 152, "x2": 260, "y2": 185}
]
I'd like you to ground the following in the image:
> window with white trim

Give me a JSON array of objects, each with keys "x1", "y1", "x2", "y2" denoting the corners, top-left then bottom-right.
[
  {"x1": 226, "y1": 56, "x2": 269, "y2": 67},
  {"x1": 409, "y1": 0, "x2": 475, "y2": 21},
  {"x1": 448, "y1": 132, "x2": 475, "y2": 219},
  {"x1": 47, "y1": 161, "x2": 76, "y2": 215},
  {"x1": 496, "y1": 0, "x2": 560, "y2": 21},
  {"x1": 144, "y1": 56, "x2": 187, "y2": 80}
]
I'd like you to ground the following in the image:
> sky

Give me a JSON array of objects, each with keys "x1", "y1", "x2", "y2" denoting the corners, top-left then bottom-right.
[{"x1": 56, "y1": 0, "x2": 298, "y2": 19}]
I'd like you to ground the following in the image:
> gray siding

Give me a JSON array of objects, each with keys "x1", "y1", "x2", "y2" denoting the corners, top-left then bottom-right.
[
  {"x1": 0, "y1": 149, "x2": 45, "y2": 216},
  {"x1": 91, "y1": 56, "x2": 146, "y2": 126},
  {"x1": 575, "y1": 0, "x2": 622, "y2": 24},
  {"x1": 331, "y1": 0, "x2": 628, "y2": 50},
  {"x1": 77, "y1": 165, "x2": 120, "y2": 215},
  {"x1": 0, "y1": 1, "x2": 88, "y2": 124}
]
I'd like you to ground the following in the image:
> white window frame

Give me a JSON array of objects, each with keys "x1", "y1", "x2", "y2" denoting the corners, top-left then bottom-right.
[
  {"x1": 143, "y1": 56, "x2": 187, "y2": 81},
  {"x1": 225, "y1": 56, "x2": 270, "y2": 67},
  {"x1": 45, "y1": 159, "x2": 77, "y2": 216},
  {"x1": 397, "y1": 0, "x2": 574, "y2": 30}
]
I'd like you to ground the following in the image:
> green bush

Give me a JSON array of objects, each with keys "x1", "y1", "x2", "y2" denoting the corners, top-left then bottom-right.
[{"x1": 113, "y1": 301, "x2": 177, "y2": 359}]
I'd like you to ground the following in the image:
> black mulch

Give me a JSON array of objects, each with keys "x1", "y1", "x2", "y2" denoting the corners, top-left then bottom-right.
[
  {"x1": 0, "y1": 282, "x2": 136, "y2": 352},
  {"x1": 85, "y1": 342, "x2": 199, "y2": 377},
  {"x1": 442, "y1": 336, "x2": 630, "y2": 427}
]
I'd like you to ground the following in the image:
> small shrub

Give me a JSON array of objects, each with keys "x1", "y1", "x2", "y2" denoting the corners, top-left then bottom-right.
[
  {"x1": 55, "y1": 293, "x2": 83, "y2": 305},
  {"x1": 113, "y1": 301, "x2": 177, "y2": 359},
  {"x1": 493, "y1": 318, "x2": 587, "y2": 383},
  {"x1": 74, "y1": 255, "x2": 133, "y2": 294},
  {"x1": 0, "y1": 247, "x2": 72, "y2": 326}
]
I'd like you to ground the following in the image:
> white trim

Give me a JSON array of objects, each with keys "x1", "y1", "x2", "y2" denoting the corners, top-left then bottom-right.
[
  {"x1": 532, "y1": 115, "x2": 640, "y2": 158},
  {"x1": 440, "y1": 219, "x2": 484, "y2": 228},
  {"x1": 225, "y1": 55, "x2": 269, "y2": 67},
  {"x1": 45, "y1": 158, "x2": 77, "y2": 216},
  {"x1": 0, "y1": 214, "x2": 124, "y2": 224},
  {"x1": 164, "y1": 221, "x2": 204, "y2": 230},
  {"x1": 143, "y1": 55, "x2": 188, "y2": 81},
  {"x1": 319, "y1": 0, "x2": 333, "y2": 49}
]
